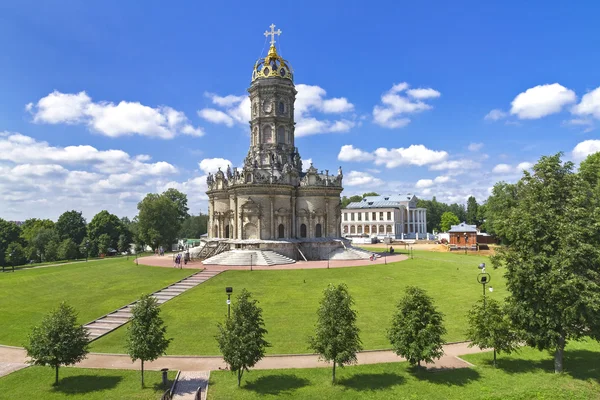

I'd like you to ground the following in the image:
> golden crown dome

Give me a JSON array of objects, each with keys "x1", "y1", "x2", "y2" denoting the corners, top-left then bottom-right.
[{"x1": 252, "y1": 25, "x2": 294, "y2": 83}]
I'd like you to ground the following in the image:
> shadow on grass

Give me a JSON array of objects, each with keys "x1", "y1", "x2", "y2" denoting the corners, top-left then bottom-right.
[
  {"x1": 338, "y1": 373, "x2": 405, "y2": 391},
  {"x1": 52, "y1": 375, "x2": 122, "y2": 394},
  {"x1": 412, "y1": 366, "x2": 480, "y2": 386},
  {"x1": 244, "y1": 374, "x2": 310, "y2": 395}
]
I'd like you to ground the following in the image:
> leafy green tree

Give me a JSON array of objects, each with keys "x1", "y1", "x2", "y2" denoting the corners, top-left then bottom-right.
[
  {"x1": 466, "y1": 298, "x2": 519, "y2": 367},
  {"x1": 97, "y1": 233, "x2": 111, "y2": 256},
  {"x1": 5, "y1": 242, "x2": 26, "y2": 266},
  {"x1": 216, "y1": 289, "x2": 270, "y2": 387},
  {"x1": 55, "y1": 210, "x2": 87, "y2": 249},
  {"x1": 492, "y1": 153, "x2": 600, "y2": 373},
  {"x1": 126, "y1": 294, "x2": 171, "y2": 387},
  {"x1": 0, "y1": 219, "x2": 22, "y2": 266},
  {"x1": 162, "y1": 188, "x2": 190, "y2": 222},
  {"x1": 310, "y1": 284, "x2": 362, "y2": 383},
  {"x1": 31, "y1": 228, "x2": 58, "y2": 262},
  {"x1": 578, "y1": 151, "x2": 600, "y2": 185},
  {"x1": 341, "y1": 195, "x2": 363, "y2": 208},
  {"x1": 79, "y1": 237, "x2": 96, "y2": 259},
  {"x1": 87, "y1": 210, "x2": 125, "y2": 250},
  {"x1": 448, "y1": 203, "x2": 467, "y2": 222},
  {"x1": 362, "y1": 192, "x2": 380, "y2": 197},
  {"x1": 25, "y1": 302, "x2": 89, "y2": 385},
  {"x1": 388, "y1": 286, "x2": 446, "y2": 368},
  {"x1": 57, "y1": 238, "x2": 78, "y2": 261},
  {"x1": 20, "y1": 218, "x2": 54, "y2": 245},
  {"x1": 466, "y1": 196, "x2": 479, "y2": 226},
  {"x1": 417, "y1": 197, "x2": 444, "y2": 232},
  {"x1": 179, "y1": 213, "x2": 209, "y2": 238},
  {"x1": 483, "y1": 182, "x2": 518, "y2": 243},
  {"x1": 118, "y1": 234, "x2": 130, "y2": 254},
  {"x1": 137, "y1": 193, "x2": 180, "y2": 250},
  {"x1": 440, "y1": 211, "x2": 460, "y2": 232}
]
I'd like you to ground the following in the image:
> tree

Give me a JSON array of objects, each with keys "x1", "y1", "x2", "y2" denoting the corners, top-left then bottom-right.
[
  {"x1": 87, "y1": 210, "x2": 125, "y2": 250},
  {"x1": 466, "y1": 298, "x2": 519, "y2": 367},
  {"x1": 0, "y1": 219, "x2": 22, "y2": 266},
  {"x1": 20, "y1": 218, "x2": 54, "y2": 244},
  {"x1": 492, "y1": 153, "x2": 600, "y2": 373},
  {"x1": 97, "y1": 233, "x2": 111, "y2": 256},
  {"x1": 388, "y1": 286, "x2": 446, "y2": 368},
  {"x1": 578, "y1": 151, "x2": 600, "y2": 185},
  {"x1": 55, "y1": 210, "x2": 87, "y2": 249},
  {"x1": 484, "y1": 182, "x2": 518, "y2": 242},
  {"x1": 309, "y1": 284, "x2": 362, "y2": 383},
  {"x1": 5, "y1": 242, "x2": 26, "y2": 266},
  {"x1": 25, "y1": 302, "x2": 89, "y2": 385},
  {"x1": 162, "y1": 188, "x2": 190, "y2": 222},
  {"x1": 216, "y1": 289, "x2": 270, "y2": 387},
  {"x1": 341, "y1": 195, "x2": 363, "y2": 209},
  {"x1": 440, "y1": 211, "x2": 459, "y2": 232},
  {"x1": 362, "y1": 192, "x2": 380, "y2": 197},
  {"x1": 448, "y1": 203, "x2": 467, "y2": 222},
  {"x1": 118, "y1": 234, "x2": 130, "y2": 254},
  {"x1": 79, "y1": 236, "x2": 96, "y2": 259},
  {"x1": 126, "y1": 294, "x2": 171, "y2": 387},
  {"x1": 179, "y1": 214, "x2": 209, "y2": 238},
  {"x1": 57, "y1": 238, "x2": 78, "y2": 261},
  {"x1": 466, "y1": 196, "x2": 479, "y2": 226},
  {"x1": 31, "y1": 228, "x2": 58, "y2": 262},
  {"x1": 137, "y1": 193, "x2": 180, "y2": 250}
]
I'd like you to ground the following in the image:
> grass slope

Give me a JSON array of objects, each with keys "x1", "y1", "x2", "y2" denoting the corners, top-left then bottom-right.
[
  {"x1": 0, "y1": 367, "x2": 175, "y2": 400},
  {"x1": 208, "y1": 340, "x2": 600, "y2": 400},
  {"x1": 0, "y1": 258, "x2": 196, "y2": 347},
  {"x1": 92, "y1": 251, "x2": 505, "y2": 355}
]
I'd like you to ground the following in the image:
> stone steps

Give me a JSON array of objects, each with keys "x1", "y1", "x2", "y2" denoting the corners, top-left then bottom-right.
[
  {"x1": 328, "y1": 246, "x2": 377, "y2": 260},
  {"x1": 203, "y1": 250, "x2": 296, "y2": 266},
  {"x1": 82, "y1": 270, "x2": 221, "y2": 341}
]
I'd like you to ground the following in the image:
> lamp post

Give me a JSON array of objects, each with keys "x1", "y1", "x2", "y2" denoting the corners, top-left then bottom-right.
[
  {"x1": 85, "y1": 240, "x2": 90, "y2": 262},
  {"x1": 477, "y1": 262, "x2": 492, "y2": 309},
  {"x1": 250, "y1": 253, "x2": 253, "y2": 271},
  {"x1": 226, "y1": 287, "x2": 233, "y2": 318},
  {"x1": 9, "y1": 251, "x2": 14, "y2": 272},
  {"x1": 464, "y1": 233, "x2": 468, "y2": 255}
]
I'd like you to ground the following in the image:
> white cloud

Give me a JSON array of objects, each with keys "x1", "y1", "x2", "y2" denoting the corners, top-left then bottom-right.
[
  {"x1": 406, "y1": 88, "x2": 441, "y2": 100},
  {"x1": 344, "y1": 171, "x2": 384, "y2": 187},
  {"x1": 484, "y1": 109, "x2": 507, "y2": 121},
  {"x1": 510, "y1": 83, "x2": 577, "y2": 119},
  {"x1": 199, "y1": 85, "x2": 355, "y2": 137},
  {"x1": 197, "y1": 108, "x2": 234, "y2": 127},
  {"x1": 0, "y1": 132, "x2": 182, "y2": 220},
  {"x1": 302, "y1": 158, "x2": 313, "y2": 171},
  {"x1": 198, "y1": 158, "x2": 232, "y2": 174},
  {"x1": 492, "y1": 162, "x2": 533, "y2": 174},
  {"x1": 434, "y1": 175, "x2": 451, "y2": 183},
  {"x1": 373, "y1": 82, "x2": 440, "y2": 128},
  {"x1": 571, "y1": 86, "x2": 600, "y2": 119},
  {"x1": 338, "y1": 145, "x2": 375, "y2": 162},
  {"x1": 572, "y1": 139, "x2": 600, "y2": 161},
  {"x1": 516, "y1": 162, "x2": 533, "y2": 171},
  {"x1": 28, "y1": 91, "x2": 204, "y2": 139},
  {"x1": 429, "y1": 159, "x2": 478, "y2": 171},
  {"x1": 492, "y1": 163, "x2": 513, "y2": 174},
  {"x1": 468, "y1": 142, "x2": 484, "y2": 151},
  {"x1": 374, "y1": 145, "x2": 448, "y2": 168},
  {"x1": 415, "y1": 179, "x2": 433, "y2": 188}
]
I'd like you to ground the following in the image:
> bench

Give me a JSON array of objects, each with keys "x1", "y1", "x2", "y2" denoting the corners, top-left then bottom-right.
[{"x1": 1, "y1": 264, "x2": 15, "y2": 272}]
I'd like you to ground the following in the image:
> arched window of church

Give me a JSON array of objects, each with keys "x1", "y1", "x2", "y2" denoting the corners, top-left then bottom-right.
[
  {"x1": 225, "y1": 225, "x2": 230, "y2": 238},
  {"x1": 301, "y1": 224, "x2": 307, "y2": 238},
  {"x1": 315, "y1": 223, "x2": 322, "y2": 238},
  {"x1": 278, "y1": 101, "x2": 285, "y2": 114},
  {"x1": 278, "y1": 224, "x2": 285, "y2": 238},
  {"x1": 262, "y1": 125, "x2": 272, "y2": 143},
  {"x1": 277, "y1": 126, "x2": 285, "y2": 144}
]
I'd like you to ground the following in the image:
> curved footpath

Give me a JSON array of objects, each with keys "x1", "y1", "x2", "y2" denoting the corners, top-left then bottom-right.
[{"x1": 0, "y1": 342, "x2": 487, "y2": 374}]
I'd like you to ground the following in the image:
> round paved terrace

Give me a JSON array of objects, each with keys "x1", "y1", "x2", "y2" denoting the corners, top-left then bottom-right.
[{"x1": 138, "y1": 252, "x2": 408, "y2": 270}]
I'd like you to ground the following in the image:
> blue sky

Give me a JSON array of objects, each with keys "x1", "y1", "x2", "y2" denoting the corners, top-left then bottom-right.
[{"x1": 1, "y1": 0, "x2": 599, "y2": 221}]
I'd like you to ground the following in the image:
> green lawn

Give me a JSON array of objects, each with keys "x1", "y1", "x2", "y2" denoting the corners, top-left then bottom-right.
[
  {"x1": 0, "y1": 366, "x2": 175, "y2": 400},
  {"x1": 0, "y1": 258, "x2": 197, "y2": 347},
  {"x1": 92, "y1": 251, "x2": 506, "y2": 355},
  {"x1": 207, "y1": 339, "x2": 600, "y2": 400}
]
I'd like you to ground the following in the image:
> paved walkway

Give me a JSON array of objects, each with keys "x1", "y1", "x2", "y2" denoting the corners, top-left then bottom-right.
[
  {"x1": 0, "y1": 362, "x2": 28, "y2": 378},
  {"x1": 172, "y1": 371, "x2": 210, "y2": 400},
  {"x1": 139, "y1": 253, "x2": 408, "y2": 270},
  {"x1": 83, "y1": 270, "x2": 221, "y2": 341},
  {"x1": 0, "y1": 342, "x2": 488, "y2": 373}
]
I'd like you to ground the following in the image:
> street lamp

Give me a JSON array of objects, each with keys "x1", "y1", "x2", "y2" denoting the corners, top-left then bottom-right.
[
  {"x1": 464, "y1": 233, "x2": 468, "y2": 255},
  {"x1": 8, "y1": 251, "x2": 14, "y2": 272},
  {"x1": 250, "y1": 253, "x2": 253, "y2": 271},
  {"x1": 477, "y1": 262, "x2": 491, "y2": 309},
  {"x1": 226, "y1": 287, "x2": 233, "y2": 319},
  {"x1": 85, "y1": 240, "x2": 90, "y2": 262}
]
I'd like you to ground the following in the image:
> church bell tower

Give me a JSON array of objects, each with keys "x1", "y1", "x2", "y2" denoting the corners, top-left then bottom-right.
[{"x1": 245, "y1": 24, "x2": 301, "y2": 175}]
